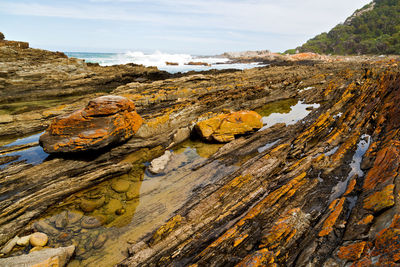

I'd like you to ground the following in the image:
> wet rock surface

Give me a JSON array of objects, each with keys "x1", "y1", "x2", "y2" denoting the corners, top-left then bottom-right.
[
  {"x1": 39, "y1": 95, "x2": 143, "y2": 153},
  {"x1": 2, "y1": 42, "x2": 400, "y2": 266}
]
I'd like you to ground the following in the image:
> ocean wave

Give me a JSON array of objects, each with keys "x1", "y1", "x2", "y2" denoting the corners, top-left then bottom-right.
[{"x1": 66, "y1": 51, "x2": 263, "y2": 73}]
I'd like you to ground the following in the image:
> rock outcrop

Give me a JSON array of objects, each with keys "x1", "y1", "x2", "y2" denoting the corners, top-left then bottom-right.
[
  {"x1": 195, "y1": 111, "x2": 263, "y2": 142},
  {"x1": 39, "y1": 96, "x2": 143, "y2": 153},
  {"x1": 0, "y1": 246, "x2": 75, "y2": 267},
  {"x1": 2, "y1": 42, "x2": 400, "y2": 267},
  {"x1": 0, "y1": 41, "x2": 170, "y2": 139},
  {"x1": 185, "y1": 61, "x2": 211, "y2": 66}
]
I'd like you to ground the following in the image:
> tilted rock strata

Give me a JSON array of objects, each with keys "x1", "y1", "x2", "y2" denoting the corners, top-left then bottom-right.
[
  {"x1": 121, "y1": 62, "x2": 400, "y2": 266},
  {"x1": 1, "y1": 53, "x2": 399, "y2": 266},
  {"x1": 39, "y1": 96, "x2": 143, "y2": 153},
  {"x1": 195, "y1": 111, "x2": 263, "y2": 142}
]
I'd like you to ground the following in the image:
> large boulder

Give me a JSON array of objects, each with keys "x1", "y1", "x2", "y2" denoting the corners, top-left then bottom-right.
[
  {"x1": 195, "y1": 111, "x2": 262, "y2": 142},
  {"x1": 39, "y1": 95, "x2": 143, "y2": 153}
]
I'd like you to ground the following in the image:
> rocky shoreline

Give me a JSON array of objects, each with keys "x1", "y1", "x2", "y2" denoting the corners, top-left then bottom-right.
[{"x1": 1, "y1": 35, "x2": 400, "y2": 266}]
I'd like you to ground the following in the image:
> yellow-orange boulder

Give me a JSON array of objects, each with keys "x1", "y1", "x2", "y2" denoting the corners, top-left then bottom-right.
[{"x1": 195, "y1": 111, "x2": 262, "y2": 142}]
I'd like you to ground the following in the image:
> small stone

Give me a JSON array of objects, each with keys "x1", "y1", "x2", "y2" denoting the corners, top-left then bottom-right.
[
  {"x1": 148, "y1": 150, "x2": 172, "y2": 174},
  {"x1": 104, "y1": 198, "x2": 123, "y2": 215},
  {"x1": 30, "y1": 232, "x2": 48, "y2": 247},
  {"x1": 126, "y1": 185, "x2": 139, "y2": 201},
  {"x1": 111, "y1": 179, "x2": 131, "y2": 193},
  {"x1": 57, "y1": 232, "x2": 72, "y2": 242},
  {"x1": 80, "y1": 196, "x2": 106, "y2": 212},
  {"x1": 81, "y1": 215, "x2": 106, "y2": 229},
  {"x1": 33, "y1": 220, "x2": 59, "y2": 236},
  {"x1": 93, "y1": 233, "x2": 108, "y2": 249},
  {"x1": 16, "y1": 235, "x2": 31, "y2": 246},
  {"x1": 116, "y1": 208, "x2": 126, "y2": 215},
  {"x1": 67, "y1": 210, "x2": 84, "y2": 224},
  {"x1": 55, "y1": 211, "x2": 68, "y2": 229}
]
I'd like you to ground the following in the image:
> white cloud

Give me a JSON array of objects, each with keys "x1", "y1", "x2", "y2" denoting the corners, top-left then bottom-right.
[
  {"x1": 0, "y1": 0, "x2": 372, "y2": 52},
  {"x1": 0, "y1": 0, "x2": 371, "y2": 35}
]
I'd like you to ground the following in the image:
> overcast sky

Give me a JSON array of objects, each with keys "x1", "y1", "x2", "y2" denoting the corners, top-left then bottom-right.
[{"x1": 0, "y1": 0, "x2": 371, "y2": 54}]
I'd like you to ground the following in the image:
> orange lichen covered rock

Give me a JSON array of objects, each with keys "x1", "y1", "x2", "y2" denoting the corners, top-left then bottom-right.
[
  {"x1": 338, "y1": 242, "x2": 367, "y2": 261},
  {"x1": 235, "y1": 248, "x2": 277, "y2": 267},
  {"x1": 372, "y1": 228, "x2": 400, "y2": 263},
  {"x1": 363, "y1": 142, "x2": 400, "y2": 190},
  {"x1": 319, "y1": 197, "x2": 345, "y2": 237},
  {"x1": 195, "y1": 111, "x2": 262, "y2": 142},
  {"x1": 363, "y1": 184, "x2": 395, "y2": 213},
  {"x1": 39, "y1": 95, "x2": 143, "y2": 153}
]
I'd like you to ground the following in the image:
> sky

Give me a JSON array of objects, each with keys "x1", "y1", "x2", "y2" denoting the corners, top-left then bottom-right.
[{"x1": 0, "y1": 0, "x2": 372, "y2": 54}]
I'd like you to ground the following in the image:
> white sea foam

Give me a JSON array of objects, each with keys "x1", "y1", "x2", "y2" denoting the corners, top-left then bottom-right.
[{"x1": 66, "y1": 51, "x2": 264, "y2": 73}]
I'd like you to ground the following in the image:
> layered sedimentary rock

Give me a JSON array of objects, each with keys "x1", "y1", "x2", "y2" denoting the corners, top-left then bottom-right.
[
  {"x1": 39, "y1": 96, "x2": 143, "y2": 153},
  {"x1": 2, "y1": 45, "x2": 400, "y2": 267},
  {"x1": 120, "y1": 61, "x2": 400, "y2": 266},
  {"x1": 195, "y1": 111, "x2": 262, "y2": 142},
  {"x1": 0, "y1": 42, "x2": 170, "y2": 139}
]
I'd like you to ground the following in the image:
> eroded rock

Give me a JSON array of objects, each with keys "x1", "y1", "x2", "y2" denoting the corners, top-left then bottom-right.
[
  {"x1": 195, "y1": 111, "x2": 263, "y2": 142},
  {"x1": 39, "y1": 96, "x2": 143, "y2": 153},
  {"x1": 0, "y1": 245, "x2": 75, "y2": 267}
]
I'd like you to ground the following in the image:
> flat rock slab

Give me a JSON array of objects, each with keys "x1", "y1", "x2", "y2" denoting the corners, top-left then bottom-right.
[
  {"x1": 195, "y1": 111, "x2": 262, "y2": 142},
  {"x1": 39, "y1": 96, "x2": 142, "y2": 153},
  {"x1": 0, "y1": 245, "x2": 75, "y2": 267}
]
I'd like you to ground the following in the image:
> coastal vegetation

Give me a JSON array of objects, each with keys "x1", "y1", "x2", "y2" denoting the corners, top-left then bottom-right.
[{"x1": 294, "y1": 0, "x2": 400, "y2": 55}]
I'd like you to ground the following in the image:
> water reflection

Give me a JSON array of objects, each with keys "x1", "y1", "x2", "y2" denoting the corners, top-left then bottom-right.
[
  {"x1": 257, "y1": 100, "x2": 320, "y2": 131},
  {"x1": 28, "y1": 139, "x2": 235, "y2": 267}
]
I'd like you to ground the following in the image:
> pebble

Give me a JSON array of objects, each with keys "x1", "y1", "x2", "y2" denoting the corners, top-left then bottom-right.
[
  {"x1": 16, "y1": 235, "x2": 31, "y2": 246},
  {"x1": 67, "y1": 210, "x2": 84, "y2": 224},
  {"x1": 116, "y1": 208, "x2": 126, "y2": 215},
  {"x1": 104, "y1": 198, "x2": 123, "y2": 215},
  {"x1": 92, "y1": 233, "x2": 108, "y2": 249},
  {"x1": 33, "y1": 220, "x2": 59, "y2": 236},
  {"x1": 126, "y1": 186, "x2": 139, "y2": 201},
  {"x1": 80, "y1": 196, "x2": 105, "y2": 212},
  {"x1": 111, "y1": 179, "x2": 131, "y2": 193},
  {"x1": 55, "y1": 211, "x2": 68, "y2": 229},
  {"x1": 30, "y1": 232, "x2": 48, "y2": 247},
  {"x1": 81, "y1": 215, "x2": 106, "y2": 229},
  {"x1": 148, "y1": 150, "x2": 172, "y2": 174}
]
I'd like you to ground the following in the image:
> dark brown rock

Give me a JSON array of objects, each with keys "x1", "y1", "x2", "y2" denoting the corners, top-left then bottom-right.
[{"x1": 39, "y1": 96, "x2": 143, "y2": 153}]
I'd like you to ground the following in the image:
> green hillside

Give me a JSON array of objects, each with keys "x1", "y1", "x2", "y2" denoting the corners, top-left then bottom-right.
[{"x1": 293, "y1": 0, "x2": 400, "y2": 55}]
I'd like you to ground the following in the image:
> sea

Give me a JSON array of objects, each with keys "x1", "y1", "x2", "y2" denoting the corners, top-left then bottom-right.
[{"x1": 65, "y1": 51, "x2": 264, "y2": 74}]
